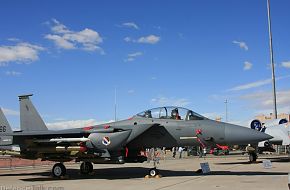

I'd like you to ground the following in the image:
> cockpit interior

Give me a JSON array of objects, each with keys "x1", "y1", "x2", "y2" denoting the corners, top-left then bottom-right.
[{"x1": 136, "y1": 107, "x2": 206, "y2": 121}]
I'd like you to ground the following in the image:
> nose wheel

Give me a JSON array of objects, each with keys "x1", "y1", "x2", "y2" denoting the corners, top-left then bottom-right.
[
  {"x1": 146, "y1": 148, "x2": 161, "y2": 177},
  {"x1": 149, "y1": 167, "x2": 159, "y2": 177},
  {"x1": 80, "y1": 162, "x2": 94, "y2": 175},
  {"x1": 52, "y1": 163, "x2": 66, "y2": 177}
]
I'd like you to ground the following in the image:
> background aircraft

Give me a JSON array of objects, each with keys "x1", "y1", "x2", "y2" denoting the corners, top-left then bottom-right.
[
  {"x1": 0, "y1": 95, "x2": 272, "y2": 177},
  {"x1": 250, "y1": 118, "x2": 289, "y2": 153}
]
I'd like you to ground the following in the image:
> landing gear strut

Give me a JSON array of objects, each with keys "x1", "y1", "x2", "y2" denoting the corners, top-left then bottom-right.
[
  {"x1": 52, "y1": 163, "x2": 66, "y2": 177},
  {"x1": 80, "y1": 162, "x2": 93, "y2": 175},
  {"x1": 147, "y1": 148, "x2": 160, "y2": 177}
]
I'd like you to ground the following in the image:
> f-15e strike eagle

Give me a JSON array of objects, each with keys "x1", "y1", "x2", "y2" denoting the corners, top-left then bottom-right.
[{"x1": 0, "y1": 94, "x2": 272, "y2": 177}]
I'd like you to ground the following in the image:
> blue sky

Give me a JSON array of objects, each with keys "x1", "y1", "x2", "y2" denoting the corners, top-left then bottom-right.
[{"x1": 1, "y1": 0, "x2": 290, "y2": 129}]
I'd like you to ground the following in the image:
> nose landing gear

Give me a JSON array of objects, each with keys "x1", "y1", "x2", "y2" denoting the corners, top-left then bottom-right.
[{"x1": 148, "y1": 167, "x2": 159, "y2": 177}]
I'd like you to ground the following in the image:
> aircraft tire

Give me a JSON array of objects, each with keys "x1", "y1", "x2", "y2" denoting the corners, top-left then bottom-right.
[
  {"x1": 52, "y1": 163, "x2": 66, "y2": 177},
  {"x1": 80, "y1": 162, "x2": 93, "y2": 175},
  {"x1": 149, "y1": 168, "x2": 158, "y2": 177}
]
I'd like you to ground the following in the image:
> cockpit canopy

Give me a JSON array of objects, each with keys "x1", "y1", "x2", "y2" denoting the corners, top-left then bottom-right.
[{"x1": 136, "y1": 106, "x2": 207, "y2": 121}]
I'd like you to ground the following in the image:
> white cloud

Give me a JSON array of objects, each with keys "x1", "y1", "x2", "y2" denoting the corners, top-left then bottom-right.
[
  {"x1": 46, "y1": 119, "x2": 113, "y2": 130},
  {"x1": 137, "y1": 35, "x2": 160, "y2": 44},
  {"x1": 228, "y1": 75, "x2": 290, "y2": 91},
  {"x1": 45, "y1": 19, "x2": 104, "y2": 53},
  {"x1": 232, "y1": 40, "x2": 249, "y2": 51},
  {"x1": 7, "y1": 38, "x2": 21, "y2": 42},
  {"x1": 0, "y1": 42, "x2": 44, "y2": 65},
  {"x1": 240, "y1": 89, "x2": 290, "y2": 112},
  {"x1": 50, "y1": 18, "x2": 70, "y2": 34},
  {"x1": 228, "y1": 78, "x2": 272, "y2": 91},
  {"x1": 281, "y1": 61, "x2": 290, "y2": 68},
  {"x1": 5, "y1": 71, "x2": 22, "y2": 76},
  {"x1": 124, "y1": 51, "x2": 143, "y2": 62},
  {"x1": 243, "y1": 61, "x2": 252, "y2": 70},
  {"x1": 122, "y1": 22, "x2": 139, "y2": 30},
  {"x1": 45, "y1": 34, "x2": 75, "y2": 49},
  {"x1": 124, "y1": 57, "x2": 135, "y2": 62},
  {"x1": 128, "y1": 52, "x2": 143, "y2": 57},
  {"x1": 124, "y1": 37, "x2": 132, "y2": 42},
  {"x1": 2, "y1": 108, "x2": 19, "y2": 116},
  {"x1": 151, "y1": 96, "x2": 191, "y2": 107},
  {"x1": 124, "y1": 35, "x2": 160, "y2": 44}
]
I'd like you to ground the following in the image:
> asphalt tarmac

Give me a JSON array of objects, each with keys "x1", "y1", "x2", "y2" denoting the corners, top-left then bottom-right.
[{"x1": 0, "y1": 155, "x2": 289, "y2": 190}]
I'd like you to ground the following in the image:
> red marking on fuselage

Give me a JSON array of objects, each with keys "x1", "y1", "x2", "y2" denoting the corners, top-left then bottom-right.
[
  {"x1": 104, "y1": 125, "x2": 110, "y2": 129},
  {"x1": 83, "y1": 126, "x2": 93, "y2": 131},
  {"x1": 195, "y1": 129, "x2": 202, "y2": 135}
]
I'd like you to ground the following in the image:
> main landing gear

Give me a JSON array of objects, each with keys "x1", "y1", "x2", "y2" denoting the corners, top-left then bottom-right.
[
  {"x1": 52, "y1": 163, "x2": 66, "y2": 177},
  {"x1": 80, "y1": 162, "x2": 94, "y2": 175},
  {"x1": 52, "y1": 162, "x2": 94, "y2": 177}
]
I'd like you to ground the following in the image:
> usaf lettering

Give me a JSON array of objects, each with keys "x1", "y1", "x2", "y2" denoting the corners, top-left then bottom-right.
[{"x1": 0, "y1": 126, "x2": 6, "y2": 133}]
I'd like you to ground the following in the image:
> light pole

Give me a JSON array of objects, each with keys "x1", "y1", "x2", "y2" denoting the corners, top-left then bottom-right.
[
  {"x1": 224, "y1": 99, "x2": 228, "y2": 122},
  {"x1": 114, "y1": 87, "x2": 117, "y2": 121},
  {"x1": 267, "y1": 0, "x2": 278, "y2": 119}
]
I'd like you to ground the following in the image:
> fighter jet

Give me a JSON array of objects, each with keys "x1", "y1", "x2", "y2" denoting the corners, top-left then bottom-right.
[
  {"x1": 0, "y1": 94, "x2": 272, "y2": 177},
  {"x1": 250, "y1": 119, "x2": 289, "y2": 153}
]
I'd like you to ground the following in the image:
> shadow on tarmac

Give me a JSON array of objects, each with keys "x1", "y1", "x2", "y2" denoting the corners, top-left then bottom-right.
[
  {"x1": 215, "y1": 156, "x2": 290, "y2": 165},
  {"x1": 0, "y1": 167, "x2": 288, "y2": 181}
]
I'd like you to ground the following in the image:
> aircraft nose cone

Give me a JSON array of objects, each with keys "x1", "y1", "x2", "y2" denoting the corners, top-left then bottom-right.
[{"x1": 224, "y1": 124, "x2": 272, "y2": 145}]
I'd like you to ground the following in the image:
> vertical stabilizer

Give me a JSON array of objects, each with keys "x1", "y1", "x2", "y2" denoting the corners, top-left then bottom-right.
[
  {"x1": 0, "y1": 108, "x2": 13, "y2": 134},
  {"x1": 0, "y1": 108, "x2": 13, "y2": 145},
  {"x1": 19, "y1": 94, "x2": 48, "y2": 131}
]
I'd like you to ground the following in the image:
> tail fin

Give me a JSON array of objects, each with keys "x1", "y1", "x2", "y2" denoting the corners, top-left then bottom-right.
[
  {"x1": 0, "y1": 108, "x2": 13, "y2": 145},
  {"x1": 0, "y1": 108, "x2": 13, "y2": 134},
  {"x1": 19, "y1": 94, "x2": 48, "y2": 131}
]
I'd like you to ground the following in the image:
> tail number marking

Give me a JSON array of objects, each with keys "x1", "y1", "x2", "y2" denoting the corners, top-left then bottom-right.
[{"x1": 0, "y1": 126, "x2": 6, "y2": 133}]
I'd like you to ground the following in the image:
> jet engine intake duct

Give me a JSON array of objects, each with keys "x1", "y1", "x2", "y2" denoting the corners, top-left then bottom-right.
[
  {"x1": 250, "y1": 120, "x2": 262, "y2": 131},
  {"x1": 87, "y1": 130, "x2": 132, "y2": 150},
  {"x1": 250, "y1": 118, "x2": 288, "y2": 130}
]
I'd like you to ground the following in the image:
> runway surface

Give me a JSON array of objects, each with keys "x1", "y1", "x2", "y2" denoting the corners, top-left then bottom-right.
[{"x1": 0, "y1": 155, "x2": 289, "y2": 190}]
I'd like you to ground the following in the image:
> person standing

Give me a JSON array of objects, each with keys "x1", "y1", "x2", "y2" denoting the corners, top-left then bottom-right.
[
  {"x1": 172, "y1": 147, "x2": 176, "y2": 158},
  {"x1": 178, "y1": 147, "x2": 183, "y2": 159}
]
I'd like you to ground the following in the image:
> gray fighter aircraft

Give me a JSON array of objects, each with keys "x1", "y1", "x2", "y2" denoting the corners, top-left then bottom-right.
[{"x1": 0, "y1": 95, "x2": 272, "y2": 177}]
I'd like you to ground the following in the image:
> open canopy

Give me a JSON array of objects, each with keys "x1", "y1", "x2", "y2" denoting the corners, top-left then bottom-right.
[{"x1": 136, "y1": 106, "x2": 207, "y2": 121}]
